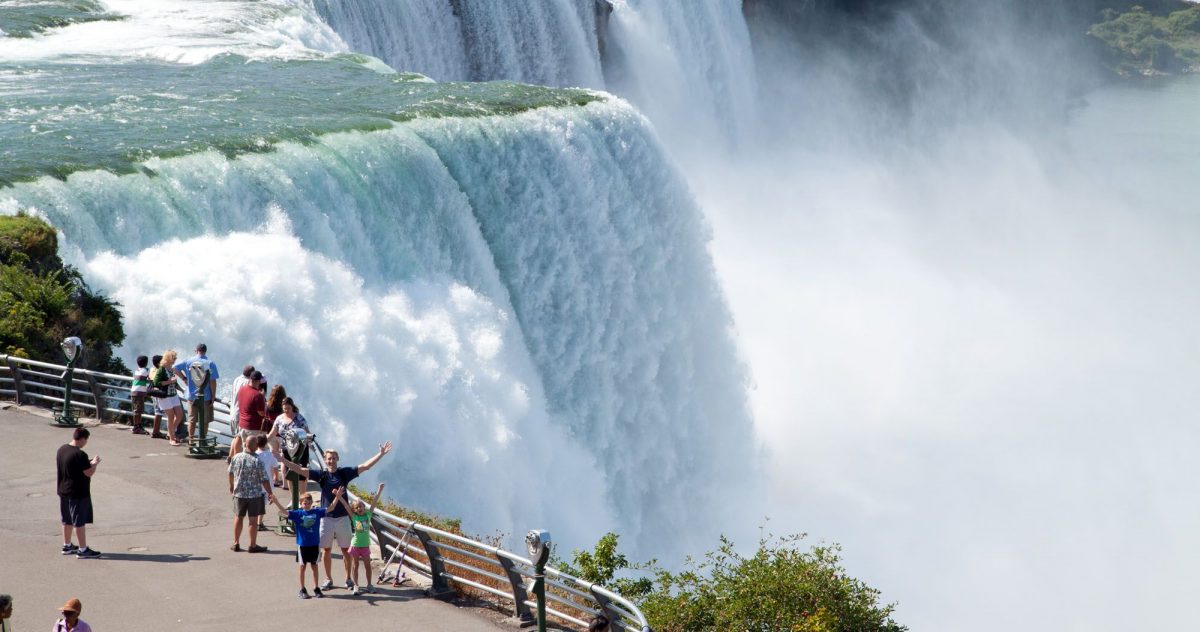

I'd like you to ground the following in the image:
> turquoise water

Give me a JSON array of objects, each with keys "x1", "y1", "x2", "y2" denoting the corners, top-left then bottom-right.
[
  {"x1": 0, "y1": 1, "x2": 755, "y2": 558},
  {"x1": 0, "y1": 53, "x2": 598, "y2": 186},
  {"x1": 0, "y1": 0, "x2": 121, "y2": 38}
]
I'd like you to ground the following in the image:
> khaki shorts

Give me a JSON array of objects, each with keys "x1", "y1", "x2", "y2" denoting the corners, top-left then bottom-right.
[{"x1": 319, "y1": 515, "x2": 352, "y2": 549}]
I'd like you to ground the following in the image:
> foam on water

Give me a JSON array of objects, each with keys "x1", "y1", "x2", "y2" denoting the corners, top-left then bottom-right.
[
  {"x1": 1, "y1": 100, "x2": 757, "y2": 554},
  {"x1": 83, "y1": 225, "x2": 611, "y2": 539}
]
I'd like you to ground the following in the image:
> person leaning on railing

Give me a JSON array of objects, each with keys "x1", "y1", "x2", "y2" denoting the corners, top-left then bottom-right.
[{"x1": 280, "y1": 441, "x2": 393, "y2": 593}]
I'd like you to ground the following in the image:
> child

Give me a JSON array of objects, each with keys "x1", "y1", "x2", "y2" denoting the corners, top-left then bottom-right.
[
  {"x1": 130, "y1": 355, "x2": 150, "y2": 434},
  {"x1": 334, "y1": 482, "x2": 384, "y2": 595},
  {"x1": 254, "y1": 435, "x2": 282, "y2": 490},
  {"x1": 254, "y1": 435, "x2": 281, "y2": 531},
  {"x1": 272, "y1": 489, "x2": 342, "y2": 599}
]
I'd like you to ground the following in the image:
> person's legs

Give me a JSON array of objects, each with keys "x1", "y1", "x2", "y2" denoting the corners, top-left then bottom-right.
[
  {"x1": 75, "y1": 525, "x2": 87, "y2": 550},
  {"x1": 167, "y1": 407, "x2": 181, "y2": 444},
  {"x1": 322, "y1": 547, "x2": 334, "y2": 584},
  {"x1": 246, "y1": 496, "x2": 265, "y2": 549},
  {"x1": 233, "y1": 515, "x2": 243, "y2": 547},
  {"x1": 151, "y1": 401, "x2": 163, "y2": 437},
  {"x1": 62, "y1": 523, "x2": 74, "y2": 547},
  {"x1": 187, "y1": 400, "x2": 199, "y2": 442},
  {"x1": 341, "y1": 547, "x2": 352, "y2": 584},
  {"x1": 248, "y1": 515, "x2": 259, "y2": 547},
  {"x1": 131, "y1": 394, "x2": 145, "y2": 432}
]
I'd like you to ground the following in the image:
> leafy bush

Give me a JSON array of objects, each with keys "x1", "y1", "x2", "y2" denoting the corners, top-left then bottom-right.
[
  {"x1": 566, "y1": 531, "x2": 906, "y2": 632},
  {"x1": 0, "y1": 214, "x2": 126, "y2": 373},
  {"x1": 1090, "y1": 5, "x2": 1200, "y2": 74}
]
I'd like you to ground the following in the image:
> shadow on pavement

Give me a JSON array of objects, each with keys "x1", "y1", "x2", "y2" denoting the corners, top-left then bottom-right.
[
  {"x1": 320, "y1": 587, "x2": 423, "y2": 605},
  {"x1": 99, "y1": 552, "x2": 211, "y2": 563}
]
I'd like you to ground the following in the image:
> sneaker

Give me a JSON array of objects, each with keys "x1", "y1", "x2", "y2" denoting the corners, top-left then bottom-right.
[
  {"x1": 61, "y1": 543, "x2": 78, "y2": 555},
  {"x1": 313, "y1": 587, "x2": 324, "y2": 598},
  {"x1": 345, "y1": 579, "x2": 355, "y2": 590},
  {"x1": 351, "y1": 586, "x2": 361, "y2": 596},
  {"x1": 298, "y1": 588, "x2": 311, "y2": 600},
  {"x1": 76, "y1": 547, "x2": 102, "y2": 559},
  {"x1": 247, "y1": 544, "x2": 268, "y2": 553},
  {"x1": 319, "y1": 580, "x2": 333, "y2": 590},
  {"x1": 132, "y1": 427, "x2": 148, "y2": 435}
]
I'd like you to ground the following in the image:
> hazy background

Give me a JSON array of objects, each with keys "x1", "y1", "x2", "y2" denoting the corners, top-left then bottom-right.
[{"x1": 669, "y1": 2, "x2": 1200, "y2": 629}]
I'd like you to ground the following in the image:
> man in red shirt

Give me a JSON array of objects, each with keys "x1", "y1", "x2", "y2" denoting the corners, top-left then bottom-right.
[{"x1": 230, "y1": 370, "x2": 267, "y2": 459}]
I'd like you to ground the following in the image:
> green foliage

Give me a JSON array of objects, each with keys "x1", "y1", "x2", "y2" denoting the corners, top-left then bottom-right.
[
  {"x1": 1089, "y1": 5, "x2": 1200, "y2": 75},
  {"x1": 576, "y1": 532, "x2": 907, "y2": 632},
  {"x1": 347, "y1": 483, "x2": 462, "y2": 533},
  {"x1": 0, "y1": 213, "x2": 61, "y2": 273},
  {"x1": 560, "y1": 532, "x2": 655, "y2": 599},
  {"x1": 0, "y1": 215, "x2": 126, "y2": 373}
]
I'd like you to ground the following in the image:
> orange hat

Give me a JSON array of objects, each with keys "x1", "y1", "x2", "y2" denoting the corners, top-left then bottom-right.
[{"x1": 59, "y1": 598, "x2": 82, "y2": 614}]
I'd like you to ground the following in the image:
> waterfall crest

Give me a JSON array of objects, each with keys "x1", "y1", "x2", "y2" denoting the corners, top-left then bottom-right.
[{"x1": 1, "y1": 99, "x2": 757, "y2": 554}]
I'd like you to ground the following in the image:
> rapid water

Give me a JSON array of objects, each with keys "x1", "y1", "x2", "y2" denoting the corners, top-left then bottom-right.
[
  {"x1": 311, "y1": 0, "x2": 755, "y2": 151},
  {"x1": 0, "y1": 0, "x2": 756, "y2": 555}
]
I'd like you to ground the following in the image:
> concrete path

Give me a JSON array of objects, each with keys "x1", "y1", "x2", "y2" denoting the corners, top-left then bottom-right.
[{"x1": 0, "y1": 404, "x2": 511, "y2": 632}]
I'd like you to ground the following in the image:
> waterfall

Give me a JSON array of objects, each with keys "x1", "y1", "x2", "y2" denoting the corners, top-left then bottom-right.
[
  {"x1": 309, "y1": 0, "x2": 758, "y2": 150},
  {"x1": 1, "y1": 95, "x2": 756, "y2": 553},
  {"x1": 311, "y1": 0, "x2": 604, "y2": 87}
]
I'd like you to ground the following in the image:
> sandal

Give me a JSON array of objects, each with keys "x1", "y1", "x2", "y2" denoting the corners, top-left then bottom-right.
[
  {"x1": 169, "y1": 440, "x2": 183, "y2": 446},
  {"x1": 230, "y1": 543, "x2": 241, "y2": 552},
  {"x1": 151, "y1": 433, "x2": 166, "y2": 439}
]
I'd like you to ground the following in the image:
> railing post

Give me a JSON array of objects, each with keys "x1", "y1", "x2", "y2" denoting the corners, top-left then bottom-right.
[
  {"x1": 6, "y1": 356, "x2": 25, "y2": 404},
  {"x1": 591, "y1": 590, "x2": 630, "y2": 632},
  {"x1": 414, "y1": 529, "x2": 456, "y2": 600},
  {"x1": 496, "y1": 555, "x2": 534, "y2": 625},
  {"x1": 84, "y1": 373, "x2": 106, "y2": 421}
]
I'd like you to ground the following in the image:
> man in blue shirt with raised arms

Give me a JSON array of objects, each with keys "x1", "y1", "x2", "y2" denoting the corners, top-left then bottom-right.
[{"x1": 281, "y1": 440, "x2": 393, "y2": 592}]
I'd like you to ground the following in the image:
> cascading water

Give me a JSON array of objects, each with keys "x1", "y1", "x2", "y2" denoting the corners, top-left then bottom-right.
[
  {"x1": 311, "y1": 0, "x2": 604, "y2": 88},
  {"x1": 309, "y1": 0, "x2": 756, "y2": 152},
  {"x1": 0, "y1": 0, "x2": 758, "y2": 556}
]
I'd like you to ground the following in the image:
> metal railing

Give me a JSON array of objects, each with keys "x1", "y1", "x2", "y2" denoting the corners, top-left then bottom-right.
[{"x1": 0, "y1": 353, "x2": 652, "y2": 632}]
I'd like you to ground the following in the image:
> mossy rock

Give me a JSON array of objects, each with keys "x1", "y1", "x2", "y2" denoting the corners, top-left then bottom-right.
[{"x1": 0, "y1": 214, "x2": 63, "y2": 274}]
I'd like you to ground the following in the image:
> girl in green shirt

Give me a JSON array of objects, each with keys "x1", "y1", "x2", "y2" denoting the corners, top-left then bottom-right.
[{"x1": 336, "y1": 482, "x2": 385, "y2": 596}]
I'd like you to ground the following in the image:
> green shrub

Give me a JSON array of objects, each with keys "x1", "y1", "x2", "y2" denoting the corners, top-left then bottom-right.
[
  {"x1": 564, "y1": 531, "x2": 905, "y2": 632},
  {"x1": 0, "y1": 214, "x2": 126, "y2": 373},
  {"x1": 1090, "y1": 5, "x2": 1200, "y2": 74}
]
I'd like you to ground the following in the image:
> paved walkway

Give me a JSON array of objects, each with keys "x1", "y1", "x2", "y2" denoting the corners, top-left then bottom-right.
[{"x1": 0, "y1": 404, "x2": 510, "y2": 632}]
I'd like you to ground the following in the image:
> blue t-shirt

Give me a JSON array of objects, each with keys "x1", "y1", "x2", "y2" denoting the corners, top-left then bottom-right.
[
  {"x1": 173, "y1": 354, "x2": 220, "y2": 400},
  {"x1": 308, "y1": 466, "x2": 359, "y2": 518},
  {"x1": 287, "y1": 507, "x2": 326, "y2": 547}
]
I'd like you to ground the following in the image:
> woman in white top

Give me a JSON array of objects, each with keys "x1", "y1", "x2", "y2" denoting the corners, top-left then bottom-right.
[{"x1": 269, "y1": 397, "x2": 310, "y2": 493}]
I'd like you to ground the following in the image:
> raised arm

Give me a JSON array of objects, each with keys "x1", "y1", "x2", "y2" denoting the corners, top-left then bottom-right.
[
  {"x1": 356, "y1": 441, "x2": 393, "y2": 475},
  {"x1": 280, "y1": 459, "x2": 309, "y2": 476},
  {"x1": 331, "y1": 486, "x2": 352, "y2": 514},
  {"x1": 368, "y1": 482, "x2": 385, "y2": 513}
]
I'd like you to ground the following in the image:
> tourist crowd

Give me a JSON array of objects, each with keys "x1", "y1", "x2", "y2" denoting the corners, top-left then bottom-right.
[{"x1": 47, "y1": 340, "x2": 396, "y2": 622}]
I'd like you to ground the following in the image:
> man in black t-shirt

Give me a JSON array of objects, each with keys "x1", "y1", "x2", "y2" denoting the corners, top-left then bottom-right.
[
  {"x1": 56, "y1": 427, "x2": 102, "y2": 559},
  {"x1": 281, "y1": 440, "x2": 392, "y2": 591}
]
